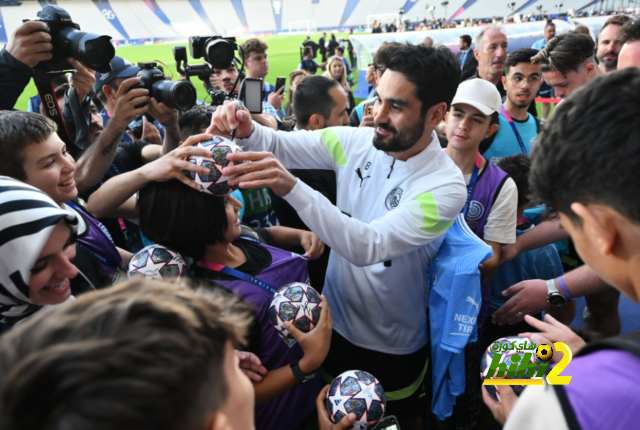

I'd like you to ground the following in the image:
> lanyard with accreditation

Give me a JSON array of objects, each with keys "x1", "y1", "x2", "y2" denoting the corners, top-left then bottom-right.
[
  {"x1": 501, "y1": 105, "x2": 528, "y2": 155},
  {"x1": 445, "y1": 149, "x2": 482, "y2": 218}
]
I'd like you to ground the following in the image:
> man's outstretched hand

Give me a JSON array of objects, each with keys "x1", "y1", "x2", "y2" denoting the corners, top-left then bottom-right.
[
  {"x1": 208, "y1": 100, "x2": 255, "y2": 138},
  {"x1": 223, "y1": 151, "x2": 298, "y2": 197}
]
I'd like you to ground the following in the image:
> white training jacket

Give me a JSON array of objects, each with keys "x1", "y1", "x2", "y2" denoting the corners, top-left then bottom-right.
[{"x1": 238, "y1": 124, "x2": 466, "y2": 354}]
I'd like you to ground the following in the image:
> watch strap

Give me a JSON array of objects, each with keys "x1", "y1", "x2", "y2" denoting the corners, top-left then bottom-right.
[
  {"x1": 290, "y1": 357, "x2": 315, "y2": 385},
  {"x1": 546, "y1": 278, "x2": 561, "y2": 295}
]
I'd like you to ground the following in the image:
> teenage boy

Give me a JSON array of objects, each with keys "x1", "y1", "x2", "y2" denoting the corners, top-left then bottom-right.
[
  {"x1": 241, "y1": 38, "x2": 285, "y2": 117},
  {"x1": 481, "y1": 48, "x2": 543, "y2": 164},
  {"x1": 485, "y1": 67, "x2": 640, "y2": 430},
  {"x1": 0, "y1": 111, "x2": 131, "y2": 291},
  {"x1": 442, "y1": 78, "x2": 518, "y2": 429}
]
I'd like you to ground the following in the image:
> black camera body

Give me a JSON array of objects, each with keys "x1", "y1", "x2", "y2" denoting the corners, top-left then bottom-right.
[
  {"x1": 130, "y1": 62, "x2": 197, "y2": 111},
  {"x1": 189, "y1": 36, "x2": 238, "y2": 69},
  {"x1": 25, "y1": 5, "x2": 114, "y2": 73}
]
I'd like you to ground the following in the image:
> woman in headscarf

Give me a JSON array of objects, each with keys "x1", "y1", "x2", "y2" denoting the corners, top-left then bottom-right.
[{"x1": 0, "y1": 177, "x2": 78, "y2": 326}]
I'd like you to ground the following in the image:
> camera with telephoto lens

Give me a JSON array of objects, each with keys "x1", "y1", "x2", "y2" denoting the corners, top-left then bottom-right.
[
  {"x1": 25, "y1": 5, "x2": 115, "y2": 73},
  {"x1": 129, "y1": 62, "x2": 197, "y2": 111},
  {"x1": 188, "y1": 36, "x2": 238, "y2": 69}
]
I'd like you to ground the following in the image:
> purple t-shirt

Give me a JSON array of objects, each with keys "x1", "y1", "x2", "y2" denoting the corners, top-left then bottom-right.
[{"x1": 565, "y1": 350, "x2": 640, "y2": 429}]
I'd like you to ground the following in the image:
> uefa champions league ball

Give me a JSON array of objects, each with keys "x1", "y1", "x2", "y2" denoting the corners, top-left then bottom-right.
[
  {"x1": 268, "y1": 283, "x2": 322, "y2": 347},
  {"x1": 480, "y1": 336, "x2": 539, "y2": 403},
  {"x1": 326, "y1": 370, "x2": 386, "y2": 429},
  {"x1": 128, "y1": 245, "x2": 187, "y2": 280},
  {"x1": 185, "y1": 136, "x2": 244, "y2": 196}
]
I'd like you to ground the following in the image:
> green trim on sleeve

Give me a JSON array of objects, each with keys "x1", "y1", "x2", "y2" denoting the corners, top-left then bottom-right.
[
  {"x1": 415, "y1": 192, "x2": 455, "y2": 233},
  {"x1": 321, "y1": 129, "x2": 347, "y2": 166}
]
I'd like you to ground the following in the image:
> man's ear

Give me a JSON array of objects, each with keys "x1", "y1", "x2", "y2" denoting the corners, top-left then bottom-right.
[
  {"x1": 584, "y1": 61, "x2": 597, "y2": 77},
  {"x1": 309, "y1": 113, "x2": 324, "y2": 131},
  {"x1": 102, "y1": 84, "x2": 117, "y2": 102},
  {"x1": 474, "y1": 49, "x2": 480, "y2": 61},
  {"x1": 501, "y1": 75, "x2": 507, "y2": 87},
  {"x1": 571, "y1": 203, "x2": 616, "y2": 256},
  {"x1": 484, "y1": 123, "x2": 499, "y2": 139},
  {"x1": 426, "y1": 102, "x2": 448, "y2": 127}
]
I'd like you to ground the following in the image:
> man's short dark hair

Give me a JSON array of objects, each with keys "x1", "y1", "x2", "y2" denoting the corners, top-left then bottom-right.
[
  {"x1": 293, "y1": 75, "x2": 341, "y2": 128},
  {"x1": 179, "y1": 105, "x2": 217, "y2": 141},
  {"x1": 530, "y1": 68, "x2": 640, "y2": 225},
  {"x1": 239, "y1": 38, "x2": 268, "y2": 61},
  {"x1": 601, "y1": 14, "x2": 633, "y2": 34},
  {"x1": 545, "y1": 19, "x2": 556, "y2": 28},
  {"x1": 619, "y1": 18, "x2": 640, "y2": 44},
  {"x1": 336, "y1": 46, "x2": 345, "y2": 54},
  {"x1": 0, "y1": 111, "x2": 57, "y2": 180},
  {"x1": 0, "y1": 279, "x2": 252, "y2": 430},
  {"x1": 138, "y1": 179, "x2": 229, "y2": 260},
  {"x1": 374, "y1": 42, "x2": 460, "y2": 115},
  {"x1": 505, "y1": 48, "x2": 540, "y2": 75},
  {"x1": 531, "y1": 32, "x2": 595, "y2": 76},
  {"x1": 497, "y1": 154, "x2": 531, "y2": 207},
  {"x1": 460, "y1": 35, "x2": 472, "y2": 47},
  {"x1": 304, "y1": 46, "x2": 313, "y2": 56}
]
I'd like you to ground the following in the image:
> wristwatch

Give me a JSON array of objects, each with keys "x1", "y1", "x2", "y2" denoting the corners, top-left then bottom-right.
[
  {"x1": 290, "y1": 357, "x2": 316, "y2": 385},
  {"x1": 546, "y1": 279, "x2": 567, "y2": 307}
]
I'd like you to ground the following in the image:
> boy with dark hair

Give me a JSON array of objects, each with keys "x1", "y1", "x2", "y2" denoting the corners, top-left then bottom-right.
[
  {"x1": 0, "y1": 279, "x2": 257, "y2": 430},
  {"x1": 178, "y1": 104, "x2": 217, "y2": 141},
  {"x1": 481, "y1": 48, "x2": 543, "y2": 164},
  {"x1": 484, "y1": 154, "x2": 564, "y2": 344},
  {"x1": 485, "y1": 66, "x2": 640, "y2": 430}
]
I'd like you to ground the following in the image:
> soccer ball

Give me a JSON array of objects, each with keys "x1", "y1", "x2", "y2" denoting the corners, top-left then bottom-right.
[
  {"x1": 480, "y1": 336, "x2": 539, "y2": 403},
  {"x1": 128, "y1": 245, "x2": 187, "y2": 280},
  {"x1": 536, "y1": 344, "x2": 554, "y2": 362},
  {"x1": 268, "y1": 283, "x2": 322, "y2": 347},
  {"x1": 325, "y1": 370, "x2": 386, "y2": 429},
  {"x1": 185, "y1": 136, "x2": 244, "y2": 196}
]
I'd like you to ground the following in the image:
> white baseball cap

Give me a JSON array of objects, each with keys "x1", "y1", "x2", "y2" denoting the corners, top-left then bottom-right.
[{"x1": 450, "y1": 78, "x2": 502, "y2": 115}]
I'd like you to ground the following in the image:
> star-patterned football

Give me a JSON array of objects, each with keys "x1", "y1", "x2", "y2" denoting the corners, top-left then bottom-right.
[
  {"x1": 268, "y1": 282, "x2": 322, "y2": 347},
  {"x1": 326, "y1": 370, "x2": 386, "y2": 429},
  {"x1": 128, "y1": 245, "x2": 187, "y2": 280},
  {"x1": 185, "y1": 136, "x2": 244, "y2": 196}
]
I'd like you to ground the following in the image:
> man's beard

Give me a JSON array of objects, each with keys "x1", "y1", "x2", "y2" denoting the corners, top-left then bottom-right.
[{"x1": 373, "y1": 114, "x2": 426, "y2": 153}]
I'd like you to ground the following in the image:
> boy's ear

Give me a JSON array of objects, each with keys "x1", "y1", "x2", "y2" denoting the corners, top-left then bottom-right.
[
  {"x1": 484, "y1": 123, "x2": 499, "y2": 139},
  {"x1": 208, "y1": 413, "x2": 233, "y2": 430},
  {"x1": 571, "y1": 203, "x2": 616, "y2": 257}
]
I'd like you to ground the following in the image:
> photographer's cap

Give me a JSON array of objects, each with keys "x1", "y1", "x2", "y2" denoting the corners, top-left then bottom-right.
[
  {"x1": 450, "y1": 78, "x2": 502, "y2": 115},
  {"x1": 93, "y1": 56, "x2": 141, "y2": 94}
]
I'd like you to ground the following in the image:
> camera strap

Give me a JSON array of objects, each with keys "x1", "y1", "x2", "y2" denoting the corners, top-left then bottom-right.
[{"x1": 33, "y1": 68, "x2": 75, "y2": 146}]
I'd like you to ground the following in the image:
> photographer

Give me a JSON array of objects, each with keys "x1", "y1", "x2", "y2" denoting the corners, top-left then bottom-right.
[
  {"x1": 0, "y1": 21, "x2": 53, "y2": 111},
  {"x1": 209, "y1": 59, "x2": 280, "y2": 130}
]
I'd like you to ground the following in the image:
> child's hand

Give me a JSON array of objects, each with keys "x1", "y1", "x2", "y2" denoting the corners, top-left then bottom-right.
[
  {"x1": 285, "y1": 295, "x2": 332, "y2": 374},
  {"x1": 235, "y1": 350, "x2": 267, "y2": 382},
  {"x1": 299, "y1": 231, "x2": 325, "y2": 260},
  {"x1": 519, "y1": 314, "x2": 586, "y2": 358}
]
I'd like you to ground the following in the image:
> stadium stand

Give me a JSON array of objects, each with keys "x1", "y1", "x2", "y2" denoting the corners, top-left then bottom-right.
[{"x1": 516, "y1": 0, "x2": 595, "y2": 16}]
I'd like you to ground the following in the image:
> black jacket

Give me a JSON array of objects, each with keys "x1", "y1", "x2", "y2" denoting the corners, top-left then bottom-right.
[
  {"x1": 456, "y1": 49, "x2": 478, "y2": 82},
  {"x1": 0, "y1": 48, "x2": 34, "y2": 111}
]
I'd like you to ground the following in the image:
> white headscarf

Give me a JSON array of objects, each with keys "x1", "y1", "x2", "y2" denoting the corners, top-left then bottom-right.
[{"x1": 0, "y1": 177, "x2": 78, "y2": 324}]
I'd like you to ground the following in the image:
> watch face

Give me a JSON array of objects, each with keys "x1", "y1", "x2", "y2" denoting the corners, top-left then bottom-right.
[{"x1": 548, "y1": 293, "x2": 567, "y2": 307}]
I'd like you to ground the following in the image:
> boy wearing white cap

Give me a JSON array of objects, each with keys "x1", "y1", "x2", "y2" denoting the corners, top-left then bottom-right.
[{"x1": 440, "y1": 78, "x2": 519, "y2": 428}]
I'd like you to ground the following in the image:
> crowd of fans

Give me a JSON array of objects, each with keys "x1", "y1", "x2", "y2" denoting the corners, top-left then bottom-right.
[{"x1": 0, "y1": 7, "x2": 640, "y2": 430}]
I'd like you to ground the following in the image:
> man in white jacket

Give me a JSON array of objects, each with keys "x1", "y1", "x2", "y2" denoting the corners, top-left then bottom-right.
[{"x1": 211, "y1": 43, "x2": 466, "y2": 430}]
